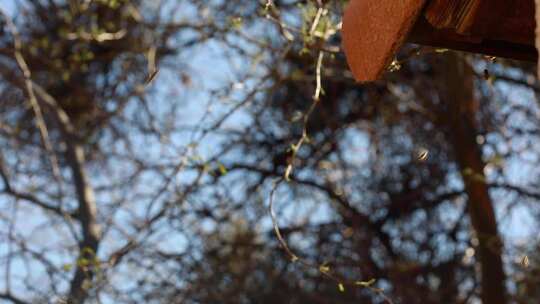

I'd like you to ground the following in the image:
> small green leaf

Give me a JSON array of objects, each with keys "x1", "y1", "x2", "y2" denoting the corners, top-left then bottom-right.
[
  {"x1": 218, "y1": 163, "x2": 228, "y2": 175},
  {"x1": 291, "y1": 111, "x2": 303, "y2": 122},
  {"x1": 319, "y1": 264, "x2": 330, "y2": 273},
  {"x1": 462, "y1": 167, "x2": 474, "y2": 176},
  {"x1": 77, "y1": 258, "x2": 89, "y2": 267},
  {"x1": 230, "y1": 17, "x2": 243, "y2": 29},
  {"x1": 62, "y1": 264, "x2": 72, "y2": 271},
  {"x1": 338, "y1": 283, "x2": 345, "y2": 292}
]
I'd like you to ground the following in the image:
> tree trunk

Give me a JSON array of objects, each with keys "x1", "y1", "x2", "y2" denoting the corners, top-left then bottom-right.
[
  {"x1": 66, "y1": 140, "x2": 101, "y2": 304},
  {"x1": 438, "y1": 52, "x2": 507, "y2": 304}
]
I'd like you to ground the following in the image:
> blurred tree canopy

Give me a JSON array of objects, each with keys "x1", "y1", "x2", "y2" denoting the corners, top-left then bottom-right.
[{"x1": 1, "y1": 1, "x2": 540, "y2": 303}]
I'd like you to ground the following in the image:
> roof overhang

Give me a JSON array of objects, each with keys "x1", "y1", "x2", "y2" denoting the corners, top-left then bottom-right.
[{"x1": 342, "y1": 0, "x2": 537, "y2": 82}]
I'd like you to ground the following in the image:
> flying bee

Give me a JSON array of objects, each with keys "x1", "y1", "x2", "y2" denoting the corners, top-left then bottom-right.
[
  {"x1": 415, "y1": 147, "x2": 429, "y2": 162},
  {"x1": 520, "y1": 255, "x2": 529, "y2": 268}
]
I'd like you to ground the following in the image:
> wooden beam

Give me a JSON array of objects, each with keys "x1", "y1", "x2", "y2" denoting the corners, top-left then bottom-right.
[
  {"x1": 424, "y1": 0, "x2": 482, "y2": 34},
  {"x1": 342, "y1": 0, "x2": 426, "y2": 82},
  {"x1": 425, "y1": 0, "x2": 535, "y2": 46},
  {"x1": 409, "y1": 17, "x2": 538, "y2": 62}
]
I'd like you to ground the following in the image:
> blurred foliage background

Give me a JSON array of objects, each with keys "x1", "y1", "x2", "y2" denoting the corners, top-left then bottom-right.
[{"x1": 1, "y1": 1, "x2": 540, "y2": 303}]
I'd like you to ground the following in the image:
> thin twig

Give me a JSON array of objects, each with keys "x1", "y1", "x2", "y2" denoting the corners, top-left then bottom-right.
[
  {"x1": 309, "y1": 7, "x2": 325, "y2": 37},
  {"x1": 268, "y1": 179, "x2": 394, "y2": 303},
  {"x1": 284, "y1": 50, "x2": 324, "y2": 180},
  {"x1": 1, "y1": 11, "x2": 62, "y2": 184}
]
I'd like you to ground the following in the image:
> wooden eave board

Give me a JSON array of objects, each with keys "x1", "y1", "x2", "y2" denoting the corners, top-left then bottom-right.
[{"x1": 342, "y1": 0, "x2": 427, "y2": 82}]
